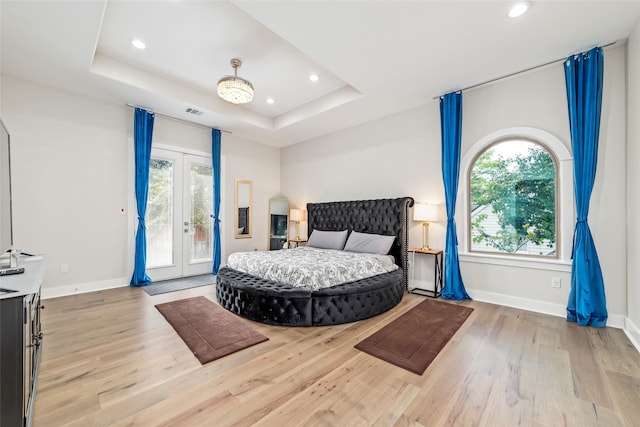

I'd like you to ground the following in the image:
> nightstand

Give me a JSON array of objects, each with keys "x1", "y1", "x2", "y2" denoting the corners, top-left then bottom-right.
[
  {"x1": 288, "y1": 238, "x2": 307, "y2": 248},
  {"x1": 408, "y1": 248, "x2": 443, "y2": 298}
]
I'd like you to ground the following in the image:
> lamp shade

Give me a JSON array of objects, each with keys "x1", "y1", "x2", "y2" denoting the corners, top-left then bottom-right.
[
  {"x1": 290, "y1": 209, "x2": 304, "y2": 222},
  {"x1": 413, "y1": 203, "x2": 440, "y2": 222}
]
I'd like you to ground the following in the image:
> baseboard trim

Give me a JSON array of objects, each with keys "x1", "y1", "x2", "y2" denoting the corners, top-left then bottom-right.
[
  {"x1": 467, "y1": 288, "x2": 626, "y2": 329},
  {"x1": 625, "y1": 317, "x2": 640, "y2": 353},
  {"x1": 41, "y1": 277, "x2": 129, "y2": 299}
]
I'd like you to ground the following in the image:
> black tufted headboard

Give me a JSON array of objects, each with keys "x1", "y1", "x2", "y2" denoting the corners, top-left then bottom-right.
[{"x1": 306, "y1": 197, "x2": 414, "y2": 288}]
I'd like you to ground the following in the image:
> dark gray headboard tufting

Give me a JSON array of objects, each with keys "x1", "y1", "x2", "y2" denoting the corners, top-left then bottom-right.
[{"x1": 306, "y1": 197, "x2": 415, "y2": 289}]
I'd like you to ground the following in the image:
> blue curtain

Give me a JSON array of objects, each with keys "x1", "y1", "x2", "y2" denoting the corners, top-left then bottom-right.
[
  {"x1": 564, "y1": 47, "x2": 607, "y2": 327},
  {"x1": 211, "y1": 129, "x2": 222, "y2": 274},
  {"x1": 130, "y1": 108, "x2": 154, "y2": 287},
  {"x1": 440, "y1": 92, "x2": 471, "y2": 300}
]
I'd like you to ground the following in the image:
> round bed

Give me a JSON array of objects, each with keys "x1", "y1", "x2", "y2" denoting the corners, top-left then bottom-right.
[{"x1": 216, "y1": 197, "x2": 414, "y2": 326}]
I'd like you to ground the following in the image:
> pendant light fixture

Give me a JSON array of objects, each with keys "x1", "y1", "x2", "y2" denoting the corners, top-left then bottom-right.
[{"x1": 217, "y1": 58, "x2": 254, "y2": 104}]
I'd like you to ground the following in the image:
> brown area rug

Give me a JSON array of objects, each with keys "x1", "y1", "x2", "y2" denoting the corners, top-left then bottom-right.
[
  {"x1": 155, "y1": 296, "x2": 268, "y2": 365},
  {"x1": 355, "y1": 299, "x2": 473, "y2": 374}
]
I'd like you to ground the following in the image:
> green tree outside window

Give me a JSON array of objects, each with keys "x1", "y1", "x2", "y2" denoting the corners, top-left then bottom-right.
[{"x1": 470, "y1": 140, "x2": 556, "y2": 256}]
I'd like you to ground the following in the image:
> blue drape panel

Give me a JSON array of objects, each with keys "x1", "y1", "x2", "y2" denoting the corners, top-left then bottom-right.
[
  {"x1": 440, "y1": 92, "x2": 471, "y2": 300},
  {"x1": 564, "y1": 47, "x2": 607, "y2": 327},
  {"x1": 211, "y1": 129, "x2": 222, "y2": 274},
  {"x1": 130, "y1": 108, "x2": 154, "y2": 287}
]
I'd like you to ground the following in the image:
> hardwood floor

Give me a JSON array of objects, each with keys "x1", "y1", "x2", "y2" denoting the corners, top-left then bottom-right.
[{"x1": 33, "y1": 286, "x2": 640, "y2": 426}]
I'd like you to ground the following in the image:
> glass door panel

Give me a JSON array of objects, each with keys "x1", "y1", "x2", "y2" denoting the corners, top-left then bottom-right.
[
  {"x1": 183, "y1": 154, "x2": 213, "y2": 276},
  {"x1": 146, "y1": 158, "x2": 174, "y2": 268},
  {"x1": 146, "y1": 148, "x2": 183, "y2": 281}
]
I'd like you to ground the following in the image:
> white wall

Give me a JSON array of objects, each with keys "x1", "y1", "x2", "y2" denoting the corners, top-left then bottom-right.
[
  {"x1": 627, "y1": 22, "x2": 640, "y2": 346},
  {"x1": 221, "y1": 133, "x2": 281, "y2": 254},
  {"x1": 281, "y1": 45, "x2": 628, "y2": 324},
  {"x1": 1, "y1": 76, "x2": 280, "y2": 295},
  {"x1": 281, "y1": 103, "x2": 446, "y2": 246}
]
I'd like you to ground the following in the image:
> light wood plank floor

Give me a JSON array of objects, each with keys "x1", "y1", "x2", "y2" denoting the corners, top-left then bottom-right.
[{"x1": 33, "y1": 285, "x2": 640, "y2": 426}]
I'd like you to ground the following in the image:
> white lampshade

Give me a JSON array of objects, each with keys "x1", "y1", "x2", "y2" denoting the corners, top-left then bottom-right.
[
  {"x1": 413, "y1": 203, "x2": 440, "y2": 222},
  {"x1": 290, "y1": 209, "x2": 304, "y2": 222}
]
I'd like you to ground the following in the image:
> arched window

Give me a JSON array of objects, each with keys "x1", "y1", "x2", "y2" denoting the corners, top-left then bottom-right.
[{"x1": 469, "y1": 139, "x2": 557, "y2": 257}]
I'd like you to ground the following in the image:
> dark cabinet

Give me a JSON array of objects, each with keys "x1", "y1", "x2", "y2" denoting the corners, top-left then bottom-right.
[
  {"x1": 270, "y1": 236, "x2": 287, "y2": 250},
  {"x1": 0, "y1": 258, "x2": 44, "y2": 427}
]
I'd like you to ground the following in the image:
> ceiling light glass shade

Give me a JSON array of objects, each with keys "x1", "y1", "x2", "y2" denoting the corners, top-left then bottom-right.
[
  {"x1": 217, "y1": 76, "x2": 254, "y2": 104},
  {"x1": 217, "y1": 58, "x2": 254, "y2": 104}
]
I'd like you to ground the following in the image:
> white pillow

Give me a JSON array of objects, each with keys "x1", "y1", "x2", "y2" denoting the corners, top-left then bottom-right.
[
  {"x1": 306, "y1": 229, "x2": 348, "y2": 250},
  {"x1": 344, "y1": 231, "x2": 395, "y2": 255}
]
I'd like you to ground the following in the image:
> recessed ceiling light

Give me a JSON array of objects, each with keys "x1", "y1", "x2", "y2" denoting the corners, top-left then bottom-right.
[
  {"x1": 309, "y1": 74, "x2": 319, "y2": 82},
  {"x1": 508, "y1": 1, "x2": 531, "y2": 18},
  {"x1": 266, "y1": 98, "x2": 275, "y2": 104},
  {"x1": 131, "y1": 38, "x2": 146, "y2": 50}
]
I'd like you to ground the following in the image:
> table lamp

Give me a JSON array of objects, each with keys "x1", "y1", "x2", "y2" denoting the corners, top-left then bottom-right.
[
  {"x1": 413, "y1": 203, "x2": 439, "y2": 250},
  {"x1": 290, "y1": 209, "x2": 304, "y2": 240}
]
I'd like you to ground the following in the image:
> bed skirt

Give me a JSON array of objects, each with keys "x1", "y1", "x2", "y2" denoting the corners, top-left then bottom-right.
[{"x1": 216, "y1": 266, "x2": 404, "y2": 326}]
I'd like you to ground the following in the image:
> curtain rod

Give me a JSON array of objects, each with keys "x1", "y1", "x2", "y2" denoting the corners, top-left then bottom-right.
[
  {"x1": 125, "y1": 103, "x2": 232, "y2": 134},
  {"x1": 432, "y1": 40, "x2": 619, "y2": 100}
]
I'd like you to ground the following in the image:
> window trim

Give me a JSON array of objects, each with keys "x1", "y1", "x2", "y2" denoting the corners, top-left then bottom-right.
[{"x1": 458, "y1": 127, "x2": 573, "y2": 269}]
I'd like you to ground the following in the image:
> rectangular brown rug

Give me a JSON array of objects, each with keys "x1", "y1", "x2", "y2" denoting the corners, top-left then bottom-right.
[
  {"x1": 355, "y1": 298, "x2": 473, "y2": 374},
  {"x1": 155, "y1": 296, "x2": 268, "y2": 365}
]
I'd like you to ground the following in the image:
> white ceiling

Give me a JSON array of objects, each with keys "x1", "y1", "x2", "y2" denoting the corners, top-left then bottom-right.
[{"x1": 2, "y1": 1, "x2": 640, "y2": 148}]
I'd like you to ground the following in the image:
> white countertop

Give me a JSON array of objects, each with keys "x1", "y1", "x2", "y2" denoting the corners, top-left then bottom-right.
[{"x1": 0, "y1": 256, "x2": 45, "y2": 299}]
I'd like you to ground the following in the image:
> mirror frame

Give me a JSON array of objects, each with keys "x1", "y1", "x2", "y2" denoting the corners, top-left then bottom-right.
[
  {"x1": 234, "y1": 179, "x2": 253, "y2": 239},
  {"x1": 267, "y1": 198, "x2": 289, "y2": 250}
]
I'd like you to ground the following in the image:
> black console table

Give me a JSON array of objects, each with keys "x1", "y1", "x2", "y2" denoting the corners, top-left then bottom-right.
[{"x1": 408, "y1": 248, "x2": 443, "y2": 298}]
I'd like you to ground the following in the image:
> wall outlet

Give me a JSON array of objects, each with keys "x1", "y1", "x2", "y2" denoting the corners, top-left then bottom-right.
[
  {"x1": 551, "y1": 277, "x2": 561, "y2": 288},
  {"x1": 60, "y1": 264, "x2": 69, "y2": 273}
]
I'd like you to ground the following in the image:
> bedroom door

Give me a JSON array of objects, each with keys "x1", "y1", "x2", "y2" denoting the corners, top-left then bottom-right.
[{"x1": 145, "y1": 148, "x2": 214, "y2": 281}]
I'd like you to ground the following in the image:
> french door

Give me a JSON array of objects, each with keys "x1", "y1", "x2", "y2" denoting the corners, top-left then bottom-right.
[{"x1": 145, "y1": 148, "x2": 214, "y2": 281}]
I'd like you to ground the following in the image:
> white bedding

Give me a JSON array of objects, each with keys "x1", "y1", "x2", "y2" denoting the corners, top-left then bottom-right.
[{"x1": 226, "y1": 246, "x2": 398, "y2": 291}]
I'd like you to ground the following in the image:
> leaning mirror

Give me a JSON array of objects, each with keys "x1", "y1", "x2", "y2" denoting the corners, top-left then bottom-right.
[
  {"x1": 268, "y1": 198, "x2": 289, "y2": 250},
  {"x1": 235, "y1": 180, "x2": 252, "y2": 239}
]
